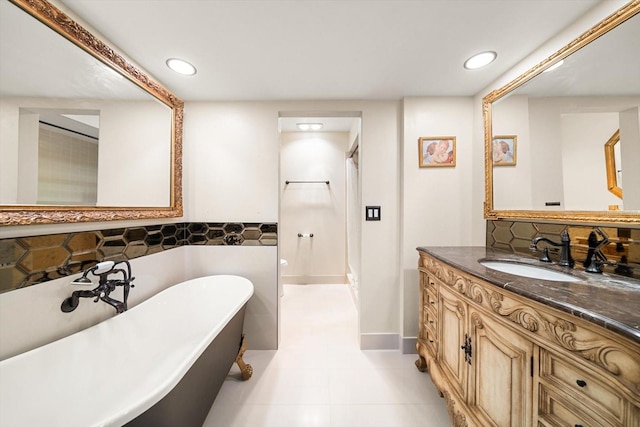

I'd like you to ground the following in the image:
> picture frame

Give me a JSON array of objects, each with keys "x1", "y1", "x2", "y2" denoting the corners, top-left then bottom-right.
[
  {"x1": 492, "y1": 135, "x2": 517, "y2": 166},
  {"x1": 418, "y1": 136, "x2": 456, "y2": 167}
]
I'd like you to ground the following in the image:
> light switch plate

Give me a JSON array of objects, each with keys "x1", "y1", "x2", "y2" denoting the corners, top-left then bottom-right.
[{"x1": 366, "y1": 206, "x2": 381, "y2": 221}]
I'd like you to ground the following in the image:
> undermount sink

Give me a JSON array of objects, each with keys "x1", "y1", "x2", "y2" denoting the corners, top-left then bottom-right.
[{"x1": 480, "y1": 261, "x2": 582, "y2": 282}]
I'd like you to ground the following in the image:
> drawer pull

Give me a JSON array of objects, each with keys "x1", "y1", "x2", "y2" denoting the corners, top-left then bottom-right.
[
  {"x1": 429, "y1": 340, "x2": 434, "y2": 343},
  {"x1": 430, "y1": 301, "x2": 435, "y2": 305},
  {"x1": 576, "y1": 380, "x2": 587, "y2": 388},
  {"x1": 429, "y1": 320, "x2": 434, "y2": 324},
  {"x1": 575, "y1": 424, "x2": 583, "y2": 427}
]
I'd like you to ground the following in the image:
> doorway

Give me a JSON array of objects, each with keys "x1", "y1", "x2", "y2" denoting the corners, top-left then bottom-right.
[{"x1": 278, "y1": 112, "x2": 362, "y2": 302}]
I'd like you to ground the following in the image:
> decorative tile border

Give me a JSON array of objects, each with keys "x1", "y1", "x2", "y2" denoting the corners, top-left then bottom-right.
[
  {"x1": 486, "y1": 220, "x2": 639, "y2": 279},
  {"x1": 0, "y1": 222, "x2": 277, "y2": 292}
]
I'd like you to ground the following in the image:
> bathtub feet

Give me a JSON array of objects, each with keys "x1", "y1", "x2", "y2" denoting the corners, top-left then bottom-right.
[{"x1": 235, "y1": 334, "x2": 253, "y2": 381}]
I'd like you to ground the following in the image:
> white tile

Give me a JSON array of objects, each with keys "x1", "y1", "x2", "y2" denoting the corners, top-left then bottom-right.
[{"x1": 204, "y1": 284, "x2": 450, "y2": 427}]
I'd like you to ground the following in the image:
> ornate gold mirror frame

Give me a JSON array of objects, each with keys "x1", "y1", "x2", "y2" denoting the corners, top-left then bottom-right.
[
  {"x1": 604, "y1": 130, "x2": 623, "y2": 199},
  {"x1": 0, "y1": 0, "x2": 183, "y2": 226},
  {"x1": 483, "y1": 1, "x2": 639, "y2": 225}
]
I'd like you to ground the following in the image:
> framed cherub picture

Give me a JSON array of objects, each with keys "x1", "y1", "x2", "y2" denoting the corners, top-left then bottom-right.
[
  {"x1": 418, "y1": 136, "x2": 456, "y2": 167},
  {"x1": 492, "y1": 135, "x2": 517, "y2": 166}
]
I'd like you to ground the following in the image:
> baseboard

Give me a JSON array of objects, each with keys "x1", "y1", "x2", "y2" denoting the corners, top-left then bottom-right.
[
  {"x1": 360, "y1": 333, "x2": 400, "y2": 350},
  {"x1": 402, "y1": 337, "x2": 418, "y2": 354},
  {"x1": 282, "y1": 275, "x2": 346, "y2": 284}
]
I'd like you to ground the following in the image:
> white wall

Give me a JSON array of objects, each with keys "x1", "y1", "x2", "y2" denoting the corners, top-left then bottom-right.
[
  {"x1": 561, "y1": 113, "x2": 620, "y2": 210},
  {"x1": 183, "y1": 100, "x2": 400, "y2": 349},
  {"x1": 491, "y1": 95, "x2": 533, "y2": 210},
  {"x1": 280, "y1": 131, "x2": 347, "y2": 284},
  {"x1": 528, "y1": 98, "x2": 566, "y2": 209},
  {"x1": 97, "y1": 101, "x2": 171, "y2": 207},
  {"x1": 401, "y1": 97, "x2": 476, "y2": 347},
  {"x1": 619, "y1": 107, "x2": 640, "y2": 210},
  {"x1": 0, "y1": 99, "x2": 20, "y2": 204}
]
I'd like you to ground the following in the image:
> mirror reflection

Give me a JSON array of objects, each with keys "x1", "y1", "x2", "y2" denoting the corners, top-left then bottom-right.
[
  {"x1": 487, "y1": 8, "x2": 640, "y2": 219},
  {"x1": 604, "y1": 129, "x2": 623, "y2": 201},
  {"x1": 0, "y1": 0, "x2": 173, "y2": 209},
  {"x1": 30, "y1": 110, "x2": 100, "y2": 205}
]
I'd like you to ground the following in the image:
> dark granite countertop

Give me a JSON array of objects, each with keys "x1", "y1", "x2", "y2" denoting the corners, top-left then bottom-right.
[{"x1": 417, "y1": 246, "x2": 640, "y2": 345}]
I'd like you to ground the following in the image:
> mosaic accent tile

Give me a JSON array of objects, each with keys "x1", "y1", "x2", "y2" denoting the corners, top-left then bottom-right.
[
  {"x1": 0, "y1": 221, "x2": 277, "y2": 292},
  {"x1": 487, "y1": 220, "x2": 640, "y2": 279}
]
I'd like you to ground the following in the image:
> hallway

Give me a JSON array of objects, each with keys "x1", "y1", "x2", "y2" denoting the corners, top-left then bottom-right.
[{"x1": 203, "y1": 284, "x2": 450, "y2": 427}]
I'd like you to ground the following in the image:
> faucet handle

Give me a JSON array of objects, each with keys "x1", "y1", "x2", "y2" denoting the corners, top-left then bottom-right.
[
  {"x1": 539, "y1": 248, "x2": 552, "y2": 263},
  {"x1": 584, "y1": 253, "x2": 603, "y2": 274}
]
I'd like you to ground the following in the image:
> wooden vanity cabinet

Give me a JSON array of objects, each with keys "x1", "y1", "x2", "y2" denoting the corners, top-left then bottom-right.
[{"x1": 416, "y1": 252, "x2": 640, "y2": 427}]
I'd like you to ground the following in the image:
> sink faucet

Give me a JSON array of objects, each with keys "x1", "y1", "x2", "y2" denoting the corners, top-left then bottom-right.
[
  {"x1": 583, "y1": 228, "x2": 609, "y2": 273},
  {"x1": 530, "y1": 230, "x2": 574, "y2": 268},
  {"x1": 61, "y1": 260, "x2": 135, "y2": 314}
]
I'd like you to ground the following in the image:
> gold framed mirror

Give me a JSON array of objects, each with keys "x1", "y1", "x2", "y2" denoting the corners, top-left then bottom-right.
[
  {"x1": 483, "y1": 1, "x2": 639, "y2": 224},
  {"x1": 0, "y1": 0, "x2": 183, "y2": 226},
  {"x1": 604, "y1": 129, "x2": 623, "y2": 200}
]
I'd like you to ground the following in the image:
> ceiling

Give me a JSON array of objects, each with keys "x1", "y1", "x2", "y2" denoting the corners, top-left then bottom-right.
[{"x1": 57, "y1": 0, "x2": 603, "y2": 102}]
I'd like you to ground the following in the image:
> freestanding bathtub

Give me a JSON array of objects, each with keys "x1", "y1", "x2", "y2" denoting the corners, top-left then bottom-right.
[{"x1": 0, "y1": 275, "x2": 254, "y2": 427}]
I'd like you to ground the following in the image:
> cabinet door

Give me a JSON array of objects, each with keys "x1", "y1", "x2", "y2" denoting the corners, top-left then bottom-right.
[
  {"x1": 438, "y1": 285, "x2": 468, "y2": 401},
  {"x1": 468, "y1": 307, "x2": 533, "y2": 427}
]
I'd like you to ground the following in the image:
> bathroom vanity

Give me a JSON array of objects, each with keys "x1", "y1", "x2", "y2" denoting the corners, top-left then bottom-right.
[{"x1": 416, "y1": 247, "x2": 640, "y2": 427}]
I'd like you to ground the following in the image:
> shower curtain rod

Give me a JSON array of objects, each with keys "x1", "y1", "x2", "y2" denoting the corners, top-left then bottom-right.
[{"x1": 285, "y1": 180, "x2": 330, "y2": 185}]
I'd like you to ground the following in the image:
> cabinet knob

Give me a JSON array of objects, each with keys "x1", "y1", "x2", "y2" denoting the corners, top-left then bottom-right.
[
  {"x1": 429, "y1": 320, "x2": 434, "y2": 324},
  {"x1": 575, "y1": 424, "x2": 583, "y2": 427},
  {"x1": 576, "y1": 380, "x2": 587, "y2": 388}
]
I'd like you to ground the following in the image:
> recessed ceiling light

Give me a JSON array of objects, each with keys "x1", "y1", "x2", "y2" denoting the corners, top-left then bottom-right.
[
  {"x1": 543, "y1": 59, "x2": 564, "y2": 73},
  {"x1": 296, "y1": 123, "x2": 323, "y2": 131},
  {"x1": 166, "y1": 58, "x2": 197, "y2": 76},
  {"x1": 463, "y1": 51, "x2": 497, "y2": 70}
]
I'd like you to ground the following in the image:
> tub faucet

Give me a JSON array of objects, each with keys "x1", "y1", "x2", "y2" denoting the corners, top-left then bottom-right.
[
  {"x1": 530, "y1": 230, "x2": 574, "y2": 268},
  {"x1": 61, "y1": 260, "x2": 135, "y2": 314}
]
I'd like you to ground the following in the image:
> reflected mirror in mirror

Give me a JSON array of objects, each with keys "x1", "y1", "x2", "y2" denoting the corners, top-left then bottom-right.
[
  {"x1": 604, "y1": 129, "x2": 623, "y2": 201},
  {"x1": 485, "y1": 3, "x2": 640, "y2": 223},
  {"x1": 0, "y1": 0, "x2": 182, "y2": 224}
]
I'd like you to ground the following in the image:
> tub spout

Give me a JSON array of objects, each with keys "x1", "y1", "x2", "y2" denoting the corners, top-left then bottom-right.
[{"x1": 61, "y1": 290, "x2": 97, "y2": 313}]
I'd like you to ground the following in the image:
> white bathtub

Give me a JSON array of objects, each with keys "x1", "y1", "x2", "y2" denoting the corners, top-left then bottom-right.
[{"x1": 0, "y1": 275, "x2": 254, "y2": 427}]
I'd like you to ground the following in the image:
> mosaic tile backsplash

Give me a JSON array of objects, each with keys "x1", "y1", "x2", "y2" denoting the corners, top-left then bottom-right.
[
  {"x1": 0, "y1": 222, "x2": 277, "y2": 292},
  {"x1": 486, "y1": 220, "x2": 640, "y2": 280}
]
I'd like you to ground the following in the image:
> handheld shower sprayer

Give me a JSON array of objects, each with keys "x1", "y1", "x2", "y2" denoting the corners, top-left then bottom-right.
[{"x1": 71, "y1": 261, "x2": 116, "y2": 285}]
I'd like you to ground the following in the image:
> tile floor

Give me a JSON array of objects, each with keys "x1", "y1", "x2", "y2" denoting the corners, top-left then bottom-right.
[{"x1": 203, "y1": 284, "x2": 450, "y2": 427}]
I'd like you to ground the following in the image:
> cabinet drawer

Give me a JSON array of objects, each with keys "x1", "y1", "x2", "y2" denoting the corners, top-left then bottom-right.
[
  {"x1": 539, "y1": 384, "x2": 613, "y2": 427},
  {"x1": 422, "y1": 306, "x2": 437, "y2": 334},
  {"x1": 424, "y1": 289, "x2": 437, "y2": 313},
  {"x1": 418, "y1": 321, "x2": 437, "y2": 356},
  {"x1": 540, "y1": 349, "x2": 625, "y2": 425},
  {"x1": 423, "y1": 327, "x2": 437, "y2": 356}
]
